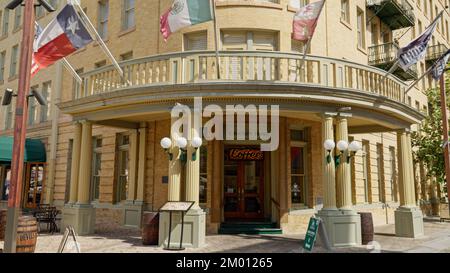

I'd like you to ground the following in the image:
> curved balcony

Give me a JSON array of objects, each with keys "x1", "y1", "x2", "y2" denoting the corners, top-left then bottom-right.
[
  {"x1": 76, "y1": 51, "x2": 406, "y2": 103},
  {"x1": 61, "y1": 51, "x2": 425, "y2": 128}
]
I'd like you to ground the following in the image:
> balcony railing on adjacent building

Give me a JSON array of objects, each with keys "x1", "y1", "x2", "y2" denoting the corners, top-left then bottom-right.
[
  {"x1": 426, "y1": 44, "x2": 449, "y2": 64},
  {"x1": 366, "y1": 0, "x2": 415, "y2": 30},
  {"x1": 368, "y1": 42, "x2": 418, "y2": 81},
  {"x1": 76, "y1": 51, "x2": 406, "y2": 105}
]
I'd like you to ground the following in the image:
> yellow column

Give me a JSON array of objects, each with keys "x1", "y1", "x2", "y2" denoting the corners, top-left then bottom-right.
[
  {"x1": 168, "y1": 145, "x2": 181, "y2": 202},
  {"x1": 127, "y1": 130, "x2": 138, "y2": 201},
  {"x1": 77, "y1": 121, "x2": 93, "y2": 205},
  {"x1": 69, "y1": 122, "x2": 82, "y2": 204},
  {"x1": 397, "y1": 130, "x2": 416, "y2": 207},
  {"x1": 185, "y1": 117, "x2": 201, "y2": 210},
  {"x1": 136, "y1": 126, "x2": 147, "y2": 202},
  {"x1": 322, "y1": 115, "x2": 337, "y2": 210},
  {"x1": 336, "y1": 117, "x2": 352, "y2": 210}
]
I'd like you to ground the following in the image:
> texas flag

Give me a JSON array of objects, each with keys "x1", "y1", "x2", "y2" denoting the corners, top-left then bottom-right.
[
  {"x1": 32, "y1": 3, "x2": 93, "y2": 76},
  {"x1": 292, "y1": 0, "x2": 325, "y2": 42}
]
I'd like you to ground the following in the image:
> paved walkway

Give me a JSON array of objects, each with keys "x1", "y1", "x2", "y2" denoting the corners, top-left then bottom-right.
[{"x1": 1, "y1": 219, "x2": 450, "y2": 253}]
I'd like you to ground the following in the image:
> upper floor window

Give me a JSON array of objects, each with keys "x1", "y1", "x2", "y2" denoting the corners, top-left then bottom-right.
[
  {"x1": 289, "y1": 0, "x2": 309, "y2": 9},
  {"x1": 341, "y1": 0, "x2": 350, "y2": 24},
  {"x1": 5, "y1": 104, "x2": 13, "y2": 130},
  {"x1": 49, "y1": 0, "x2": 59, "y2": 10},
  {"x1": 10, "y1": 45, "x2": 19, "y2": 78},
  {"x1": 36, "y1": 5, "x2": 45, "y2": 18},
  {"x1": 357, "y1": 8, "x2": 366, "y2": 49},
  {"x1": 1, "y1": 9, "x2": 9, "y2": 37},
  {"x1": 13, "y1": 6, "x2": 22, "y2": 30},
  {"x1": 40, "y1": 81, "x2": 51, "y2": 123},
  {"x1": 122, "y1": 0, "x2": 135, "y2": 31},
  {"x1": 120, "y1": 51, "x2": 133, "y2": 61},
  {"x1": 28, "y1": 85, "x2": 38, "y2": 126},
  {"x1": 0, "y1": 51, "x2": 6, "y2": 82},
  {"x1": 184, "y1": 32, "x2": 208, "y2": 51},
  {"x1": 98, "y1": 0, "x2": 109, "y2": 39}
]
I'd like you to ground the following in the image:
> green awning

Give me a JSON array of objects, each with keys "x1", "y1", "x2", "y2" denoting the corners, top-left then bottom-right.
[{"x1": 0, "y1": 137, "x2": 46, "y2": 164}]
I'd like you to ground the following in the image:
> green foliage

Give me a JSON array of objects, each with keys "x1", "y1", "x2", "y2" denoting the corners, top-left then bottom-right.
[{"x1": 411, "y1": 77, "x2": 450, "y2": 196}]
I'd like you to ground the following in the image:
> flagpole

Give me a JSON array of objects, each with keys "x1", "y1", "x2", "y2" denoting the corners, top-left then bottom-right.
[
  {"x1": 70, "y1": 0, "x2": 125, "y2": 81},
  {"x1": 62, "y1": 58, "x2": 82, "y2": 83},
  {"x1": 212, "y1": 0, "x2": 221, "y2": 80},
  {"x1": 298, "y1": 0, "x2": 326, "y2": 72}
]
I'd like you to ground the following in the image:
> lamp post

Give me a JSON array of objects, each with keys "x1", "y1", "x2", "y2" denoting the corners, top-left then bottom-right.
[{"x1": 3, "y1": 0, "x2": 54, "y2": 253}]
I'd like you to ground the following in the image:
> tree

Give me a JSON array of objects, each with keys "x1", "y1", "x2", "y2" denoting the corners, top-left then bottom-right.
[{"x1": 411, "y1": 76, "x2": 450, "y2": 201}]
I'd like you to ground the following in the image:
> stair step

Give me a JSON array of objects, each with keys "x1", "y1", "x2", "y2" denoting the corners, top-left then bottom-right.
[
  {"x1": 220, "y1": 223, "x2": 277, "y2": 229},
  {"x1": 218, "y1": 228, "x2": 283, "y2": 235}
]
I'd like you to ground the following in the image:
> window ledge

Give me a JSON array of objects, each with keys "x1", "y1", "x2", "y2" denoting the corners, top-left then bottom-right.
[
  {"x1": 94, "y1": 38, "x2": 109, "y2": 47},
  {"x1": 118, "y1": 27, "x2": 137, "y2": 38},
  {"x1": 357, "y1": 46, "x2": 367, "y2": 55},
  {"x1": 8, "y1": 75, "x2": 18, "y2": 82},
  {"x1": 0, "y1": 34, "x2": 8, "y2": 42},
  {"x1": 340, "y1": 19, "x2": 352, "y2": 30},
  {"x1": 216, "y1": 1, "x2": 283, "y2": 10}
]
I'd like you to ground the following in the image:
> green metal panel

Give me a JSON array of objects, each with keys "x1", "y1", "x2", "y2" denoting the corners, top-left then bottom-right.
[{"x1": 0, "y1": 137, "x2": 47, "y2": 163}]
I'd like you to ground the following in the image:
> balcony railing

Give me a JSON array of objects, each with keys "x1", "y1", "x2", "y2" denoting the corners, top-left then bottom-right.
[
  {"x1": 367, "y1": 0, "x2": 415, "y2": 30},
  {"x1": 76, "y1": 51, "x2": 406, "y2": 105},
  {"x1": 426, "y1": 44, "x2": 449, "y2": 63},
  {"x1": 368, "y1": 42, "x2": 418, "y2": 81}
]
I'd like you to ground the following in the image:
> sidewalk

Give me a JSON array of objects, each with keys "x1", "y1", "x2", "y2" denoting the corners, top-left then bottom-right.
[{"x1": 1, "y1": 219, "x2": 450, "y2": 253}]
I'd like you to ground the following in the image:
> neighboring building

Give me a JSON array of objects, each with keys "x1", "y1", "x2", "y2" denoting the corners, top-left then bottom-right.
[{"x1": 0, "y1": 0, "x2": 449, "y2": 247}]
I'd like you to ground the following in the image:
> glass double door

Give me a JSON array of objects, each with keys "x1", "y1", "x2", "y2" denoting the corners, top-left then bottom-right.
[
  {"x1": 23, "y1": 163, "x2": 46, "y2": 209},
  {"x1": 224, "y1": 156, "x2": 265, "y2": 220}
]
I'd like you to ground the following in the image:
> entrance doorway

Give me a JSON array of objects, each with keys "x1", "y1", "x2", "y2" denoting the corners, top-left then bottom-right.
[
  {"x1": 23, "y1": 163, "x2": 46, "y2": 209},
  {"x1": 224, "y1": 147, "x2": 265, "y2": 221}
]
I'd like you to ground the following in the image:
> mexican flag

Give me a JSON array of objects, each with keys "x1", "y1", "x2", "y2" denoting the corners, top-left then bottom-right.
[{"x1": 160, "y1": 0, "x2": 213, "y2": 41}]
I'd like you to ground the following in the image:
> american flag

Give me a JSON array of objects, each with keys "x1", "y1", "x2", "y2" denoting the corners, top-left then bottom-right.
[{"x1": 31, "y1": 22, "x2": 43, "y2": 77}]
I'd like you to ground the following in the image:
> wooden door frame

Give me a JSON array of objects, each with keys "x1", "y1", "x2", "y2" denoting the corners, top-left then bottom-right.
[
  {"x1": 23, "y1": 162, "x2": 47, "y2": 209},
  {"x1": 223, "y1": 145, "x2": 266, "y2": 221}
]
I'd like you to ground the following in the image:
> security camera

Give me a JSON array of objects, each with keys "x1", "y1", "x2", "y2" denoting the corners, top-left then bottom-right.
[
  {"x1": 37, "y1": 0, "x2": 56, "y2": 12},
  {"x1": 30, "y1": 89, "x2": 47, "y2": 106},
  {"x1": 2, "y1": 88, "x2": 14, "y2": 106}
]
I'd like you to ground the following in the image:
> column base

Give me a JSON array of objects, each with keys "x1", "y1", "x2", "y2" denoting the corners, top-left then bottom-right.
[
  {"x1": 159, "y1": 209, "x2": 206, "y2": 249},
  {"x1": 395, "y1": 206, "x2": 424, "y2": 238},
  {"x1": 122, "y1": 201, "x2": 144, "y2": 228},
  {"x1": 316, "y1": 209, "x2": 362, "y2": 248},
  {"x1": 62, "y1": 204, "x2": 96, "y2": 235}
]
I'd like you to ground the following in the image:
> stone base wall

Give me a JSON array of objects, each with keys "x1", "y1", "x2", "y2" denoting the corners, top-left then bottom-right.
[{"x1": 95, "y1": 208, "x2": 125, "y2": 233}]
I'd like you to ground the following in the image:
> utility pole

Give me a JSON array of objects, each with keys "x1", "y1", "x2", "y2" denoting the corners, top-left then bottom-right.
[
  {"x1": 440, "y1": 72, "x2": 450, "y2": 214},
  {"x1": 3, "y1": 0, "x2": 36, "y2": 253}
]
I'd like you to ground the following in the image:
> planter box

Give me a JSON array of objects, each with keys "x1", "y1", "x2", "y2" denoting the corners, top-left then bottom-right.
[{"x1": 441, "y1": 203, "x2": 450, "y2": 221}]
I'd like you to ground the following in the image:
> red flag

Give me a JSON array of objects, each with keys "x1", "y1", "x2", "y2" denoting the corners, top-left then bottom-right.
[{"x1": 292, "y1": 1, "x2": 325, "y2": 42}]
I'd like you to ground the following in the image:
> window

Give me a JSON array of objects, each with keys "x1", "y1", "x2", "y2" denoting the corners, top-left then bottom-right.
[
  {"x1": 49, "y1": 0, "x2": 59, "y2": 10},
  {"x1": 199, "y1": 146, "x2": 207, "y2": 204},
  {"x1": 341, "y1": 0, "x2": 350, "y2": 24},
  {"x1": 1, "y1": 166, "x2": 11, "y2": 200},
  {"x1": 116, "y1": 134, "x2": 130, "y2": 202},
  {"x1": 290, "y1": 0, "x2": 309, "y2": 9},
  {"x1": 91, "y1": 137, "x2": 102, "y2": 201},
  {"x1": 1, "y1": 9, "x2": 9, "y2": 37},
  {"x1": 185, "y1": 32, "x2": 208, "y2": 51},
  {"x1": 357, "y1": 8, "x2": 365, "y2": 49},
  {"x1": 65, "y1": 139, "x2": 73, "y2": 203},
  {"x1": 40, "y1": 81, "x2": 51, "y2": 122},
  {"x1": 290, "y1": 129, "x2": 308, "y2": 207},
  {"x1": 0, "y1": 51, "x2": 5, "y2": 82},
  {"x1": 122, "y1": 0, "x2": 135, "y2": 31},
  {"x1": 389, "y1": 147, "x2": 398, "y2": 202},
  {"x1": 28, "y1": 85, "x2": 38, "y2": 126},
  {"x1": 36, "y1": 5, "x2": 45, "y2": 18},
  {"x1": 10, "y1": 45, "x2": 19, "y2": 78},
  {"x1": 13, "y1": 6, "x2": 22, "y2": 30},
  {"x1": 5, "y1": 104, "x2": 12, "y2": 130},
  {"x1": 98, "y1": 0, "x2": 109, "y2": 39},
  {"x1": 376, "y1": 144, "x2": 385, "y2": 203},
  {"x1": 362, "y1": 141, "x2": 371, "y2": 203}
]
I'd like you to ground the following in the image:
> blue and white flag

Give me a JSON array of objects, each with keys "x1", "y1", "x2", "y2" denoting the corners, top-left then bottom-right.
[
  {"x1": 398, "y1": 12, "x2": 443, "y2": 71},
  {"x1": 431, "y1": 49, "x2": 450, "y2": 80}
]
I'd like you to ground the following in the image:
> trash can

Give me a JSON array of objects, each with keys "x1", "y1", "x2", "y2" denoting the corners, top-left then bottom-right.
[
  {"x1": 142, "y1": 212, "x2": 159, "y2": 246},
  {"x1": 358, "y1": 212, "x2": 374, "y2": 245}
]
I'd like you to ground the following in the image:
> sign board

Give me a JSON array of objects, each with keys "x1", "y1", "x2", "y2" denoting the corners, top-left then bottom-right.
[
  {"x1": 303, "y1": 217, "x2": 332, "y2": 252},
  {"x1": 58, "y1": 226, "x2": 81, "y2": 253},
  {"x1": 160, "y1": 201, "x2": 195, "y2": 212},
  {"x1": 228, "y1": 149, "x2": 264, "y2": 161}
]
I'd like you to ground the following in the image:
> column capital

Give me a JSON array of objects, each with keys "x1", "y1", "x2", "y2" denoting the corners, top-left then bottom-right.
[
  {"x1": 319, "y1": 112, "x2": 338, "y2": 119},
  {"x1": 397, "y1": 128, "x2": 411, "y2": 134},
  {"x1": 79, "y1": 120, "x2": 92, "y2": 126}
]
